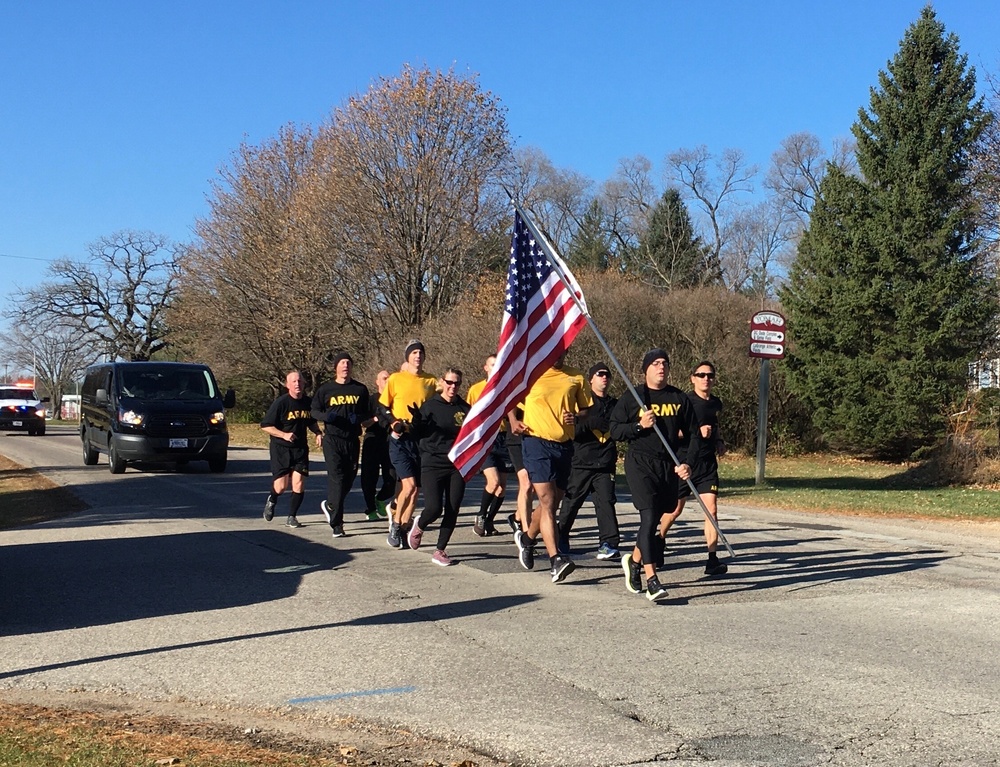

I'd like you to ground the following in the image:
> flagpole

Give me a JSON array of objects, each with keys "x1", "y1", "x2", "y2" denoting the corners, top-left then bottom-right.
[{"x1": 510, "y1": 198, "x2": 735, "y2": 560}]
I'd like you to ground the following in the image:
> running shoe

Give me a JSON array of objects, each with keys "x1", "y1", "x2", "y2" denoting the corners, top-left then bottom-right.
[
  {"x1": 622, "y1": 552, "x2": 642, "y2": 594},
  {"x1": 263, "y1": 496, "x2": 276, "y2": 522},
  {"x1": 551, "y1": 556, "x2": 575, "y2": 583},
  {"x1": 646, "y1": 577, "x2": 669, "y2": 602},
  {"x1": 407, "y1": 524, "x2": 423, "y2": 550},
  {"x1": 514, "y1": 530, "x2": 535, "y2": 570},
  {"x1": 506, "y1": 513, "x2": 519, "y2": 535},
  {"x1": 321, "y1": 500, "x2": 332, "y2": 524},
  {"x1": 473, "y1": 515, "x2": 487, "y2": 537},
  {"x1": 705, "y1": 556, "x2": 729, "y2": 576},
  {"x1": 285, "y1": 516, "x2": 303, "y2": 529},
  {"x1": 331, "y1": 525, "x2": 346, "y2": 538},
  {"x1": 399, "y1": 525, "x2": 410, "y2": 549},
  {"x1": 375, "y1": 499, "x2": 388, "y2": 519},
  {"x1": 387, "y1": 522, "x2": 402, "y2": 548},
  {"x1": 365, "y1": 510, "x2": 381, "y2": 521},
  {"x1": 596, "y1": 542, "x2": 620, "y2": 561},
  {"x1": 432, "y1": 550, "x2": 455, "y2": 567}
]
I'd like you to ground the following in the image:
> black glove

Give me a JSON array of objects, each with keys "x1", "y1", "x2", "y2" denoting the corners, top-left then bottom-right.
[{"x1": 391, "y1": 420, "x2": 406, "y2": 435}]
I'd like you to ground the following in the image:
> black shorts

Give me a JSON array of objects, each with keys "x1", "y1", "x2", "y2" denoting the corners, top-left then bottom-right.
[
  {"x1": 624, "y1": 450, "x2": 678, "y2": 512},
  {"x1": 483, "y1": 432, "x2": 514, "y2": 473},
  {"x1": 677, "y1": 468, "x2": 719, "y2": 500},
  {"x1": 507, "y1": 437, "x2": 524, "y2": 473},
  {"x1": 522, "y1": 436, "x2": 573, "y2": 491},
  {"x1": 270, "y1": 442, "x2": 310, "y2": 478},
  {"x1": 389, "y1": 433, "x2": 421, "y2": 481}
]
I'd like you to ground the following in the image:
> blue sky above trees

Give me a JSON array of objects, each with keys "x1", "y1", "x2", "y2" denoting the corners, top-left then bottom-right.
[{"x1": 1, "y1": 1, "x2": 998, "y2": 317}]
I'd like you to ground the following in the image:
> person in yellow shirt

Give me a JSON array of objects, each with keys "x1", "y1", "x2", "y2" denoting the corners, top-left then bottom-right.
[
  {"x1": 378, "y1": 340, "x2": 437, "y2": 549},
  {"x1": 509, "y1": 352, "x2": 592, "y2": 583},
  {"x1": 466, "y1": 354, "x2": 513, "y2": 537}
]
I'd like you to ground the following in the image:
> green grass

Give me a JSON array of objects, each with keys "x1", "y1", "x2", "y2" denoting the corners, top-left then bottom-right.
[{"x1": 718, "y1": 455, "x2": 1000, "y2": 520}]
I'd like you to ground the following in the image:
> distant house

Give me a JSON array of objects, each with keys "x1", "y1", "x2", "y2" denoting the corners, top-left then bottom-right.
[{"x1": 969, "y1": 358, "x2": 1000, "y2": 391}]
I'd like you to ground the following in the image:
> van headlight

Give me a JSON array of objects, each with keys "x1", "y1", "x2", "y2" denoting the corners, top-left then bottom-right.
[
  {"x1": 119, "y1": 409, "x2": 144, "y2": 426},
  {"x1": 210, "y1": 411, "x2": 226, "y2": 425},
  {"x1": 35, "y1": 407, "x2": 46, "y2": 418}
]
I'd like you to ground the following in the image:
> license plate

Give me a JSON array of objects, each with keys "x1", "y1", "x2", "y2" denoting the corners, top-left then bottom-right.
[
  {"x1": 12, "y1": 420, "x2": 22, "y2": 426},
  {"x1": 169, "y1": 438, "x2": 188, "y2": 448}
]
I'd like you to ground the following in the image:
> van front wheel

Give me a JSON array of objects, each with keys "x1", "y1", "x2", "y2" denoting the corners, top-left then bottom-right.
[
  {"x1": 82, "y1": 431, "x2": 98, "y2": 465},
  {"x1": 108, "y1": 440, "x2": 126, "y2": 474}
]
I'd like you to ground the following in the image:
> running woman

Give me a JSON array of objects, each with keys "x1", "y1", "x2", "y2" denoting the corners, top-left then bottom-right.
[{"x1": 406, "y1": 368, "x2": 471, "y2": 566}]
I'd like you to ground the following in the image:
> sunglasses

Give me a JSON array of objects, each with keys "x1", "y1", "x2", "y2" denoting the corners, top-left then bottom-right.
[
  {"x1": 442, "y1": 379, "x2": 461, "y2": 386},
  {"x1": 593, "y1": 371, "x2": 610, "y2": 377},
  {"x1": 692, "y1": 372, "x2": 716, "y2": 379}
]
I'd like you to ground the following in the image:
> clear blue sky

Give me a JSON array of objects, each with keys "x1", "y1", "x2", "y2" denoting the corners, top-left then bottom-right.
[{"x1": 2, "y1": 1, "x2": 998, "y2": 317}]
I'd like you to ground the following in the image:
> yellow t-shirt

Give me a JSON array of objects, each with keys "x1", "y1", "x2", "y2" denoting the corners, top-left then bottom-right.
[
  {"x1": 522, "y1": 365, "x2": 592, "y2": 443},
  {"x1": 379, "y1": 369, "x2": 438, "y2": 421},
  {"x1": 466, "y1": 379, "x2": 486, "y2": 405},
  {"x1": 467, "y1": 378, "x2": 507, "y2": 432}
]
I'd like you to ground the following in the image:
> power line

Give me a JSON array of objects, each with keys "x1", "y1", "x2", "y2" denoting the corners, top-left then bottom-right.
[{"x1": 0, "y1": 253, "x2": 57, "y2": 263}]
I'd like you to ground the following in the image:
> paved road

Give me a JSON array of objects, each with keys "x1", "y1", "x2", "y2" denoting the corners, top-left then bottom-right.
[{"x1": 2, "y1": 425, "x2": 1000, "y2": 766}]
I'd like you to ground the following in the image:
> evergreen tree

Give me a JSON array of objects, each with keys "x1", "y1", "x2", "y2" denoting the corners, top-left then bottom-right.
[
  {"x1": 781, "y1": 7, "x2": 998, "y2": 458},
  {"x1": 567, "y1": 199, "x2": 612, "y2": 271},
  {"x1": 634, "y1": 188, "x2": 708, "y2": 289}
]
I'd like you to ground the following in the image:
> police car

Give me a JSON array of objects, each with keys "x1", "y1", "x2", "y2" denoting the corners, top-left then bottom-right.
[{"x1": 0, "y1": 383, "x2": 49, "y2": 436}]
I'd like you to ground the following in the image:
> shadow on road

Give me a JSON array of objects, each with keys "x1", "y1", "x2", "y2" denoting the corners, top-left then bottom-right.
[
  {"x1": 0, "y1": 594, "x2": 538, "y2": 680},
  {"x1": 0, "y1": 529, "x2": 347, "y2": 637}
]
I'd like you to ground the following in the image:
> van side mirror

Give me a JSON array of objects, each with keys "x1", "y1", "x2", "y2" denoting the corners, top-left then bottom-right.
[
  {"x1": 41, "y1": 396, "x2": 51, "y2": 403},
  {"x1": 223, "y1": 388, "x2": 236, "y2": 409},
  {"x1": 96, "y1": 388, "x2": 109, "y2": 405}
]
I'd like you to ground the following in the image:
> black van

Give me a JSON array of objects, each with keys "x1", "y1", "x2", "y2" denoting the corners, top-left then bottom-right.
[{"x1": 80, "y1": 361, "x2": 236, "y2": 474}]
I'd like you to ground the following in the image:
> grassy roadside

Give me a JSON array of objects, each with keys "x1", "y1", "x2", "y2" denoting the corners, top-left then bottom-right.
[
  {"x1": 0, "y1": 453, "x2": 87, "y2": 530},
  {"x1": 719, "y1": 454, "x2": 999, "y2": 520},
  {"x1": 0, "y1": 702, "x2": 336, "y2": 767}
]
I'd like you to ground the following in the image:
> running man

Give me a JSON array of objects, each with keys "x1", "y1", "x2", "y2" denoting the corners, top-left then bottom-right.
[
  {"x1": 509, "y1": 352, "x2": 591, "y2": 583},
  {"x1": 610, "y1": 349, "x2": 699, "y2": 601},
  {"x1": 556, "y1": 362, "x2": 621, "y2": 560},
  {"x1": 261, "y1": 370, "x2": 322, "y2": 528},
  {"x1": 359, "y1": 369, "x2": 395, "y2": 521},
  {"x1": 659, "y1": 361, "x2": 728, "y2": 575},
  {"x1": 467, "y1": 354, "x2": 513, "y2": 537},
  {"x1": 378, "y1": 340, "x2": 437, "y2": 548},
  {"x1": 311, "y1": 352, "x2": 373, "y2": 538}
]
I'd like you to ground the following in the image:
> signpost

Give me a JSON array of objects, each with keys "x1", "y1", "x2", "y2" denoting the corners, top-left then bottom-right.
[{"x1": 749, "y1": 311, "x2": 786, "y2": 485}]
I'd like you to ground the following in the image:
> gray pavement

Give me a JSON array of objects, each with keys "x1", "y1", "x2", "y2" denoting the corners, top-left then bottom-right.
[{"x1": 2, "y1": 424, "x2": 1000, "y2": 766}]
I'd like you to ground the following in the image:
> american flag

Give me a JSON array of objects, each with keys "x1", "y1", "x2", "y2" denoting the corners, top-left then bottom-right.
[{"x1": 448, "y1": 209, "x2": 588, "y2": 478}]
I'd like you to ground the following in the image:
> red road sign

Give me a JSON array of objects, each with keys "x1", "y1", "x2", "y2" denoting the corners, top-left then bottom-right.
[{"x1": 750, "y1": 311, "x2": 786, "y2": 359}]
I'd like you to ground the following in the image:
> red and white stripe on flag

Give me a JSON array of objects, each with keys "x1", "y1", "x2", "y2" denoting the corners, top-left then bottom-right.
[{"x1": 448, "y1": 210, "x2": 588, "y2": 479}]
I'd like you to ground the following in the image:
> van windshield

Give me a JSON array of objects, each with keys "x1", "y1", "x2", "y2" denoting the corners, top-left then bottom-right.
[{"x1": 118, "y1": 368, "x2": 217, "y2": 400}]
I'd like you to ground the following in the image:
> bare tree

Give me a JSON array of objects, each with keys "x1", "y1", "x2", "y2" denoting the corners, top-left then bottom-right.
[
  {"x1": 0, "y1": 321, "x2": 93, "y2": 412},
  {"x1": 724, "y1": 198, "x2": 796, "y2": 302},
  {"x1": 7, "y1": 231, "x2": 179, "y2": 361},
  {"x1": 600, "y1": 154, "x2": 658, "y2": 267},
  {"x1": 666, "y1": 146, "x2": 757, "y2": 287},
  {"x1": 970, "y1": 66, "x2": 1000, "y2": 278},
  {"x1": 507, "y1": 146, "x2": 593, "y2": 253},
  {"x1": 765, "y1": 131, "x2": 857, "y2": 225}
]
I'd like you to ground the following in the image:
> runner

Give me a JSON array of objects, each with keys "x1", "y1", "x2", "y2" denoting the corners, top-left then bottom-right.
[
  {"x1": 311, "y1": 352, "x2": 373, "y2": 538},
  {"x1": 610, "y1": 349, "x2": 698, "y2": 601},
  {"x1": 261, "y1": 370, "x2": 322, "y2": 528},
  {"x1": 660, "y1": 361, "x2": 728, "y2": 575},
  {"x1": 359, "y1": 369, "x2": 395, "y2": 521},
  {"x1": 466, "y1": 355, "x2": 512, "y2": 537},
  {"x1": 378, "y1": 340, "x2": 437, "y2": 548},
  {"x1": 406, "y1": 368, "x2": 470, "y2": 566},
  {"x1": 509, "y1": 352, "x2": 591, "y2": 583}
]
